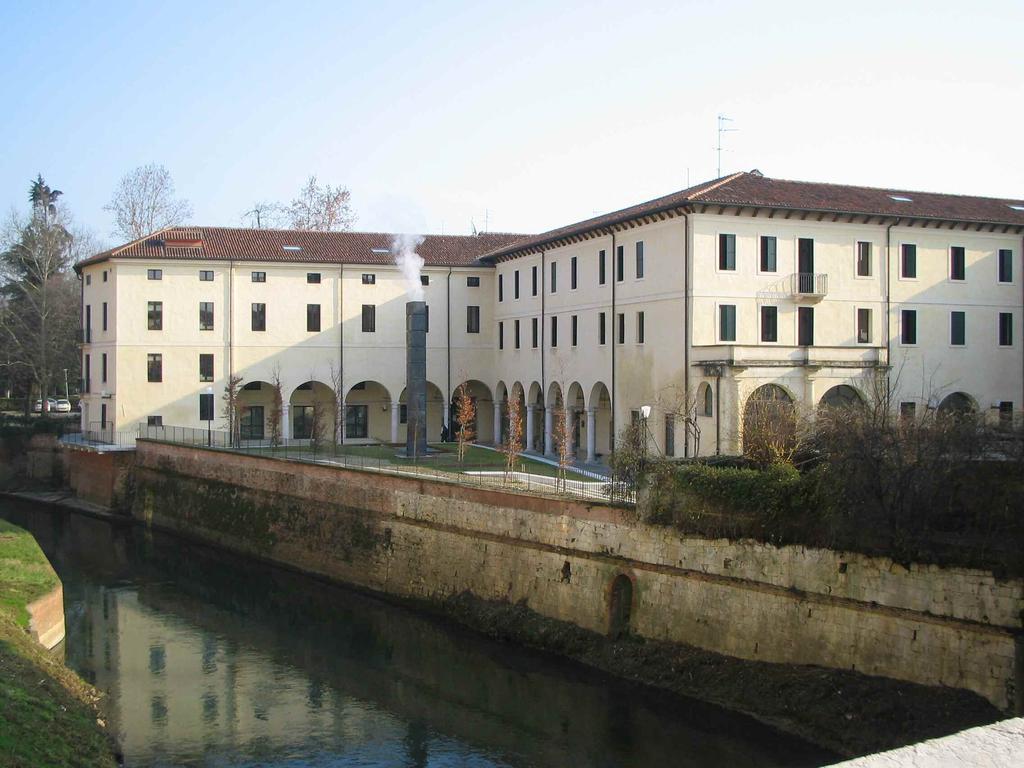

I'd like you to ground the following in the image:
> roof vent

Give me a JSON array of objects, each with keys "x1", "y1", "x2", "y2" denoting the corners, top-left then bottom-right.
[
  {"x1": 165, "y1": 238, "x2": 203, "y2": 248},
  {"x1": 370, "y1": 247, "x2": 390, "y2": 254},
  {"x1": 282, "y1": 245, "x2": 301, "y2": 252},
  {"x1": 889, "y1": 195, "x2": 913, "y2": 203},
  {"x1": 1009, "y1": 204, "x2": 1024, "y2": 212},
  {"x1": 749, "y1": 168, "x2": 764, "y2": 177}
]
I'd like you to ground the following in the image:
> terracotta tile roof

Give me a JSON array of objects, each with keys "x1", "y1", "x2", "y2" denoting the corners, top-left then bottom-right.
[
  {"x1": 481, "y1": 171, "x2": 1024, "y2": 260},
  {"x1": 75, "y1": 227, "x2": 528, "y2": 272}
]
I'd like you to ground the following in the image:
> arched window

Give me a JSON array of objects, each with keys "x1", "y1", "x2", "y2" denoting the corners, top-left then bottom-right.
[{"x1": 701, "y1": 383, "x2": 713, "y2": 417}]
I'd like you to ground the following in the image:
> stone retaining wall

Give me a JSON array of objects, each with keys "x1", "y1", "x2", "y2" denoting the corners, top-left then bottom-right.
[{"x1": 131, "y1": 439, "x2": 1023, "y2": 712}]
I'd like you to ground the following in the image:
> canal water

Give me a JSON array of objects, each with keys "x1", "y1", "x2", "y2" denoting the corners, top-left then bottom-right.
[{"x1": 0, "y1": 499, "x2": 833, "y2": 767}]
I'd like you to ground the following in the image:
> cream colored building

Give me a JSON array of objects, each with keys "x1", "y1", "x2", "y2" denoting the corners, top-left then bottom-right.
[{"x1": 77, "y1": 172, "x2": 1024, "y2": 460}]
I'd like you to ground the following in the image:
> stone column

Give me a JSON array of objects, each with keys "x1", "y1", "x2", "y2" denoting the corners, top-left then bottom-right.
[
  {"x1": 544, "y1": 406, "x2": 553, "y2": 455},
  {"x1": 493, "y1": 401, "x2": 502, "y2": 445},
  {"x1": 567, "y1": 409, "x2": 576, "y2": 456},
  {"x1": 281, "y1": 403, "x2": 291, "y2": 440},
  {"x1": 390, "y1": 402, "x2": 400, "y2": 444},
  {"x1": 525, "y1": 405, "x2": 536, "y2": 452},
  {"x1": 586, "y1": 408, "x2": 597, "y2": 463}
]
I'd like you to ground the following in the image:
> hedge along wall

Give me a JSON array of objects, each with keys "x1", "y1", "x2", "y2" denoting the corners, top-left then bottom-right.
[{"x1": 130, "y1": 440, "x2": 1023, "y2": 712}]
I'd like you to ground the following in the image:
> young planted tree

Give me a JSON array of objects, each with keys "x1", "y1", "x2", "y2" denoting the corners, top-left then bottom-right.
[
  {"x1": 268, "y1": 365, "x2": 284, "y2": 447},
  {"x1": 329, "y1": 362, "x2": 344, "y2": 450},
  {"x1": 454, "y1": 381, "x2": 476, "y2": 462},
  {"x1": 105, "y1": 164, "x2": 192, "y2": 241},
  {"x1": 657, "y1": 383, "x2": 702, "y2": 457},
  {"x1": 503, "y1": 395, "x2": 524, "y2": 484},
  {"x1": 553, "y1": 401, "x2": 573, "y2": 491},
  {"x1": 221, "y1": 374, "x2": 244, "y2": 446},
  {"x1": 309, "y1": 398, "x2": 328, "y2": 454}
]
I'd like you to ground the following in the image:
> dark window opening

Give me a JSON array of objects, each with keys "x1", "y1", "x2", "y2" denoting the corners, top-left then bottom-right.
[
  {"x1": 199, "y1": 354, "x2": 214, "y2": 382},
  {"x1": 760, "y1": 236, "x2": 777, "y2": 272},
  {"x1": 362, "y1": 304, "x2": 376, "y2": 332},
  {"x1": 719, "y1": 234, "x2": 736, "y2": 271},
  {"x1": 147, "y1": 353, "x2": 162, "y2": 383},
  {"x1": 307, "y1": 303, "x2": 321, "y2": 332},
  {"x1": 147, "y1": 301, "x2": 162, "y2": 330},
  {"x1": 251, "y1": 303, "x2": 266, "y2": 332},
  {"x1": 761, "y1": 305, "x2": 778, "y2": 342},
  {"x1": 199, "y1": 302, "x2": 214, "y2": 331},
  {"x1": 467, "y1": 305, "x2": 480, "y2": 334}
]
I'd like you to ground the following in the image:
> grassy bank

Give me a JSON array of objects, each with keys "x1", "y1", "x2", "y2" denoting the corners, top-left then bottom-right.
[{"x1": 0, "y1": 519, "x2": 118, "y2": 768}]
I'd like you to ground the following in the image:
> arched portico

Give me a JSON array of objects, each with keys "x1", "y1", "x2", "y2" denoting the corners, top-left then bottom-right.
[
  {"x1": 586, "y1": 382, "x2": 612, "y2": 463},
  {"x1": 544, "y1": 382, "x2": 563, "y2": 455},
  {"x1": 289, "y1": 381, "x2": 336, "y2": 443},
  {"x1": 819, "y1": 384, "x2": 864, "y2": 410},
  {"x1": 525, "y1": 381, "x2": 543, "y2": 452},
  {"x1": 566, "y1": 382, "x2": 586, "y2": 460},
  {"x1": 742, "y1": 383, "x2": 796, "y2": 457},
  {"x1": 345, "y1": 380, "x2": 392, "y2": 443},
  {"x1": 238, "y1": 380, "x2": 275, "y2": 441},
  {"x1": 451, "y1": 379, "x2": 493, "y2": 445},
  {"x1": 937, "y1": 391, "x2": 977, "y2": 416},
  {"x1": 399, "y1": 381, "x2": 445, "y2": 443}
]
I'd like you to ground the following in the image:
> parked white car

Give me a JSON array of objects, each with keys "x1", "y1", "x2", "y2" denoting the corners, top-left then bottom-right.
[
  {"x1": 54, "y1": 399, "x2": 72, "y2": 413},
  {"x1": 32, "y1": 398, "x2": 58, "y2": 413}
]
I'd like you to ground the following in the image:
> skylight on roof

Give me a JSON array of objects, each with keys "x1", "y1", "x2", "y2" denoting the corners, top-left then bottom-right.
[
  {"x1": 1009, "y1": 204, "x2": 1024, "y2": 212},
  {"x1": 370, "y1": 248, "x2": 390, "y2": 254},
  {"x1": 283, "y1": 245, "x2": 301, "y2": 251},
  {"x1": 889, "y1": 195, "x2": 913, "y2": 202}
]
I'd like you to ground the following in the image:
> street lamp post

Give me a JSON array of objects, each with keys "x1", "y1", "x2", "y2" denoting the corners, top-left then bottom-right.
[{"x1": 640, "y1": 405, "x2": 652, "y2": 460}]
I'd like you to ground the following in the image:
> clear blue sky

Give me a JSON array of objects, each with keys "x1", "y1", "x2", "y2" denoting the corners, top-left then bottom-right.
[{"x1": 1, "y1": 0, "x2": 1021, "y2": 246}]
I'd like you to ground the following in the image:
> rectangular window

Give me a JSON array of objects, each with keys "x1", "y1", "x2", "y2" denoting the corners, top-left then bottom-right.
[
  {"x1": 664, "y1": 415, "x2": 675, "y2": 457},
  {"x1": 306, "y1": 303, "x2": 321, "y2": 332},
  {"x1": 307, "y1": 272, "x2": 321, "y2": 284},
  {"x1": 514, "y1": 319, "x2": 521, "y2": 349},
  {"x1": 760, "y1": 306, "x2": 778, "y2": 342},
  {"x1": 857, "y1": 308, "x2": 872, "y2": 344},
  {"x1": 147, "y1": 353, "x2": 162, "y2": 383},
  {"x1": 251, "y1": 303, "x2": 266, "y2": 332},
  {"x1": 616, "y1": 246, "x2": 624, "y2": 282},
  {"x1": 514, "y1": 270, "x2": 520, "y2": 299},
  {"x1": 345, "y1": 405, "x2": 369, "y2": 439},
  {"x1": 950, "y1": 311, "x2": 966, "y2": 346},
  {"x1": 599, "y1": 312, "x2": 607, "y2": 345},
  {"x1": 998, "y1": 401, "x2": 1014, "y2": 425},
  {"x1": 361, "y1": 304, "x2": 375, "y2": 333},
  {"x1": 551, "y1": 316, "x2": 558, "y2": 348},
  {"x1": 420, "y1": 275, "x2": 429, "y2": 286},
  {"x1": 147, "y1": 269, "x2": 162, "y2": 281},
  {"x1": 199, "y1": 270, "x2": 214, "y2": 281},
  {"x1": 251, "y1": 271, "x2": 266, "y2": 283},
  {"x1": 102, "y1": 302, "x2": 108, "y2": 332},
  {"x1": 635, "y1": 242, "x2": 644, "y2": 279},
  {"x1": 901, "y1": 309, "x2": 917, "y2": 344},
  {"x1": 999, "y1": 312, "x2": 1013, "y2": 346},
  {"x1": 599, "y1": 249, "x2": 607, "y2": 285},
  {"x1": 719, "y1": 234, "x2": 736, "y2": 271},
  {"x1": 467, "y1": 305, "x2": 480, "y2": 334},
  {"x1": 531, "y1": 317, "x2": 538, "y2": 348},
  {"x1": 900, "y1": 402, "x2": 916, "y2": 420},
  {"x1": 103, "y1": 270, "x2": 107, "y2": 282},
  {"x1": 147, "y1": 301, "x2": 162, "y2": 330},
  {"x1": 760, "y1": 236, "x2": 777, "y2": 272},
  {"x1": 361, "y1": 273, "x2": 376, "y2": 285},
  {"x1": 617, "y1": 313, "x2": 625, "y2": 344},
  {"x1": 637, "y1": 311, "x2": 645, "y2": 343},
  {"x1": 199, "y1": 353, "x2": 214, "y2": 382},
  {"x1": 531, "y1": 265, "x2": 538, "y2": 296},
  {"x1": 798, "y1": 238, "x2": 815, "y2": 273},
  {"x1": 798, "y1": 306, "x2": 814, "y2": 346},
  {"x1": 550, "y1": 262, "x2": 557, "y2": 293},
  {"x1": 901, "y1": 244, "x2": 917, "y2": 278},
  {"x1": 240, "y1": 406, "x2": 264, "y2": 440},
  {"x1": 719, "y1": 305, "x2": 736, "y2": 342},
  {"x1": 571, "y1": 315, "x2": 578, "y2": 346},
  {"x1": 498, "y1": 321, "x2": 504, "y2": 350},
  {"x1": 101, "y1": 353, "x2": 107, "y2": 383},
  {"x1": 85, "y1": 305, "x2": 91, "y2": 342},
  {"x1": 84, "y1": 354, "x2": 90, "y2": 393},
  {"x1": 999, "y1": 249, "x2": 1013, "y2": 283},
  {"x1": 147, "y1": 415, "x2": 163, "y2": 427},
  {"x1": 199, "y1": 392, "x2": 214, "y2": 422},
  {"x1": 400, "y1": 404, "x2": 408, "y2": 424},
  {"x1": 498, "y1": 274, "x2": 504, "y2": 302},
  {"x1": 425, "y1": 304, "x2": 429, "y2": 333},
  {"x1": 571, "y1": 256, "x2": 578, "y2": 289},
  {"x1": 86, "y1": 274, "x2": 91, "y2": 285},
  {"x1": 856, "y1": 241, "x2": 872, "y2": 277},
  {"x1": 467, "y1": 275, "x2": 480, "y2": 287},
  {"x1": 950, "y1": 247, "x2": 965, "y2": 281},
  {"x1": 199, "y1": 302, "x2": 214, "y2": 331}
]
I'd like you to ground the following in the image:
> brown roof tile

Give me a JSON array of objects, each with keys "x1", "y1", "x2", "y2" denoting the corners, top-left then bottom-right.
[
  {"x1": 481, "y1": 171, "x2": 1024, "y2": 260},
  {"x1": 75, "y1": 227, "x2": 528, "y2": 272}
]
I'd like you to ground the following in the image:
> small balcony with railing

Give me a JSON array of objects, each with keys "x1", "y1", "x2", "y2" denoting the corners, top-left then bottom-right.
[{"x1": 790, "y1": 272, "x2": 828, "y2": 301}]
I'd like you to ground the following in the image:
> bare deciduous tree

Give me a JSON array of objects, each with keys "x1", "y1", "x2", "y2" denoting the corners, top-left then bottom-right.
[
  {"x1": 221, "y1": 374, "x2": 244, "y2": 446},
  {"x1": 553, "y1": 401, "x2": 573, "y2": 491},
  {"x1": 268, "y1": 365, "x2": 284, "y2": 447},
  {"x1": 454, "y1": 380, "x2": 476, "y2": 462},
  {"x1": 656, "y1": 383, "x2": 702, "y2": 457},
  {"x1": 503, "y1": 394, "x2": 524, "y2": 484},
  {"x1": 286, "y1": 176, "x2": 355, "y2": 231},
  {"x1": 329, "y1": 362, "x2": 344, "y2": 449},
  {"x1": 105, "y1": 164, "x2": 192, "y2": 241},
  {"x1": 241, "y1": 201, "x2": 286, "y2": 229}
]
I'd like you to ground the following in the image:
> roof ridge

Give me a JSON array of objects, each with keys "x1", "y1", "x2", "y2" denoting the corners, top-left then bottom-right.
[
  {"x1": 161, "y1": 225, "x2": 526, "y2": 239},
  {"x1": 750, "y1": 175, "x2": 1024, "y2": 205},
  {"x1": 110, "y1": 226, "x2": 174, "y2": 256},
  {"x1": 688, "y1": 171, "x2": 748, "y2": 200}
]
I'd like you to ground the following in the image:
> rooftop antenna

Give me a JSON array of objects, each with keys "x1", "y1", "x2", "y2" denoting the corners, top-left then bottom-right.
[
  {"x1": 716, "y1": 114, "x2": 738, "y2": 178},
  {"x1": 484, "y1": 209, "x2": 489, "y2": 233}
]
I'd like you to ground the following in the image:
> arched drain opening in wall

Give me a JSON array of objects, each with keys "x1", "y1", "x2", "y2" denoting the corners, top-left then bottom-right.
[{"x1": 608, "y1": 574, "x2": 633, "y2": 638}]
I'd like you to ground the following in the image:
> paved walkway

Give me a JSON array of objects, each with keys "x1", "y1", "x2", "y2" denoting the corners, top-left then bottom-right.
[{"x1": 829, "y1": 718, "x2": 1023, "y2": 767}]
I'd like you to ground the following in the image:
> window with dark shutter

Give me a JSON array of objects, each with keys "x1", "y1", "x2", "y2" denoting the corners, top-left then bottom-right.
[
  {"x1": 599, "y1": 312, "x2": 606, "y2": 345},
  {"x1": 901, "y1": 244, "x2": 917, "y2": 278},
  {"x1": 637, "y1": 311, "x2": 645, "y2": 343},
  {"x1": 856, "y1": 242, "x2": 872, "y2": 277},
  {"x1": 901, "y1": 309, "x2": 917, "y2": 344},
  {"x1": 798, "y1": 307, "x2": 814, "y2": 346},
  {"x1": 498, "y1": 321, "x2": 504, "y2": 349},
  {"x1": 532, "y1": 317, "x2": 538, "y2": 348},
  {"x1": 147, "y1": 301, "x2": 162, "y2": 330},
  {"x1": 571, "y1": 315, "x2": 578, "y2": 347},
  {"x1": 551, "y1": 316, "x2": 558, "y2": 348},
  {"x1": 199, "y1": 393, "x2": 214, "y2": 421},
  {"x1": 362, "y1": 273, "x2": 376, "y2": 285},
  {"x1": 599, "y1": 250, "x2": 606, "y2": 285},
  {"x1": 760, "y1": 306, "x2": 778, "y2": 342},
  {"x1": 307, "y1": 304, "x2": 321, "y2": 332},
  {"x1": 635, "y1": 242, "x2": 644, "y2": 279},
  {"x1": 467, "y1": 305, "x2": 480, "y2": 333},
  {"x1": 760, "y1": 236, "x2": 777, "y2": 272},
  {"x1": 199, "y1": 302, "x2": 214, "y2": 331},
  {"x1": 498, "y1": 274, "x2": 503, "y2": 301},
  {"x1": 147, "y1": 353, "x2": 162, "y2": 383},
  {"x1": 199, "y1": 354, "x2": 214, "y2": 382},
  {"x1": 307, "y1": 272, "x2": 321, "y2": 284},
  {"x1": 950, "y1": 247, "x2": 965, "y2": 281},
  {"x1": 571, "y1": 256, "x2": 578, "y2": 288},
  {"x1": 361, "y1": 304, "x2": 375, "y2": 333},
  {"x1": 719, "y1": 305, "x2": 736, "y2": 342},
  {"x1": 514, "y1": 319, "x2": 521, "y2": 349},
  {"x1": 467, "y1": 275, "x2": 480, "y2": 287},
  {"x1": 251, "y1": 303, "x2": 266, "y2": 331},
  {"x1": 617, "y1": 313, "x2": 625, "y2": 344},
  {"x1": 857, "y1": 308, "x2": 872, "y2": 343},
  {"x1": 719, "y1": 234, "x2": 736, "y2": 271},
  {"x1": 999, "y1": 313, "x2": 1013, "y2": 346},
  {"x1": 550, "y1": 262, "x2": 557, "y2": 293},
  {"x1": 999, "y1": 250, "x2": 1013, "y2": 283},
  {"x1": 616, "y1": 246, "x2": 624, "y2": 281}
]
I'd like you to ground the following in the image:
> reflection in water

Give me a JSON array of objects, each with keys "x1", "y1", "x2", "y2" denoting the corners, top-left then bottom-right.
[{"x1": 0, "y1": 500, "x2": 833, "y2": 768}]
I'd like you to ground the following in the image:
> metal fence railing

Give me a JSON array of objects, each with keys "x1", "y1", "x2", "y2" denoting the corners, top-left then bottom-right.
[
  {"x1": 137, "y1": 424, "x2": 635, "y2": 505},
  {"x1": 60, "y1": 422, "x2": 138, "y2": 449}
]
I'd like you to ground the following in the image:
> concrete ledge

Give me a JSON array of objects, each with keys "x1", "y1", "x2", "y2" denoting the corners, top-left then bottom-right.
[
  {"x1": 27, "y1": 584, "x2": 65, "y2": 650},
  {"x1": 829, "y1": 717, "x2": 1024, "y2": 767}
]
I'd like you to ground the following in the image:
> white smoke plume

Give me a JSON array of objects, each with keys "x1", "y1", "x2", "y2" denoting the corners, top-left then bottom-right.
[{"x1": 392, "y1": 233, "x2": 426, "y2": 301}]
